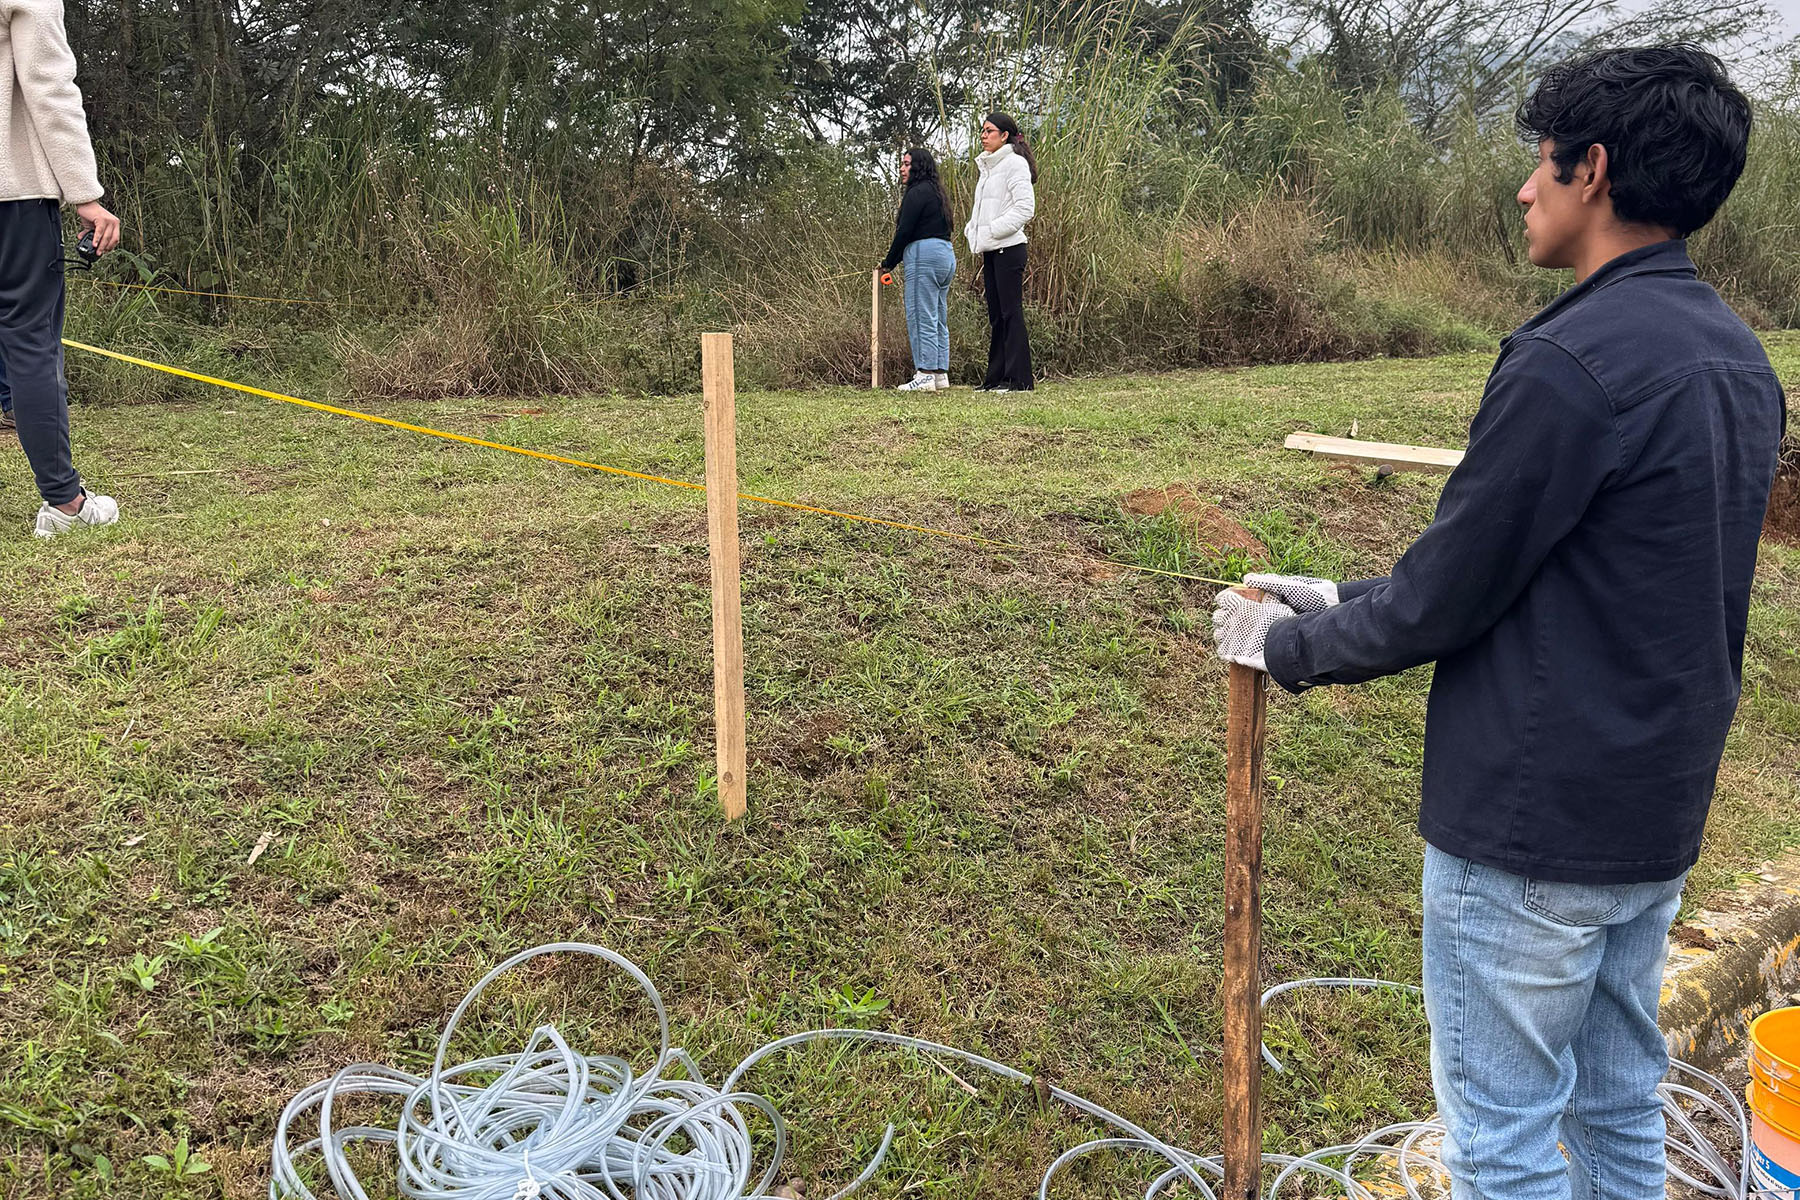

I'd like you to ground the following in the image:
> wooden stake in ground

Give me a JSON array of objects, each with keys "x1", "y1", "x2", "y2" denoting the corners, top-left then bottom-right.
[
  {"x1": 1222, "y1": 586, "x2": 1271, "y2": 1200},
  {"x1": 870, "y1": 270, "x2": 884, "y2": 390},
  {"x1": 702, "y1": 332, "x2": 748, "y2": 822}
]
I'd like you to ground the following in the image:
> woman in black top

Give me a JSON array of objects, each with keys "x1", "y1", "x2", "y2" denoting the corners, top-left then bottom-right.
[{"x1": 879, "y1": 147, "x2": 957, "y2": 391}]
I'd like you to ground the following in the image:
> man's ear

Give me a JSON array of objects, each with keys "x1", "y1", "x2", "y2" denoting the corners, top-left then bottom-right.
[{"x1": 1581, "y1": 143, "x2": 1612, "y2": 206}]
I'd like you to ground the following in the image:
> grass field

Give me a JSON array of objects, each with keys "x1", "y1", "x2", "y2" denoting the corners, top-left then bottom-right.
[{"x1": 2, "y1": 335, "x2": 1797, "y2": 1199}]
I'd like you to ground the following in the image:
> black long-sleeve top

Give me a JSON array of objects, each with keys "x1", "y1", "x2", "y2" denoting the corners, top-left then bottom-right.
[{"x1": 880, "y1": 181, "x2": 952, "y2": 271}]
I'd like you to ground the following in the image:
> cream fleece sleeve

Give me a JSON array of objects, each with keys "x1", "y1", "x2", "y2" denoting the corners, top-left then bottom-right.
[{"x1": 4, "y1": 0, "x2": 103, "y2": 204}]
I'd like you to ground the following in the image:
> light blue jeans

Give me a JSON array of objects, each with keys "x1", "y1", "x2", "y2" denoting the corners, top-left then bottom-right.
[
  {"x1": 1423, "y1": 845, "x2": 1686, "y2": 1200},
  {"x1": 902, "y1": 237, "x2": 955, "y2": 373}
]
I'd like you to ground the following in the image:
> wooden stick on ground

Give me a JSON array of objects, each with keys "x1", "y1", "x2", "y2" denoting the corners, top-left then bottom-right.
[
  {"x1": 1222, "y1": 586, "x2": 1271, "y2": 1199},
  {"x1": 870, "y1": 270, "x2": 884, "y2": 390},
  {"x1": 701, "y1": 332, "x2": 748, "y2": 822},
  {"x1": 1283, "y1": 432, "x2": 1464, "y2": 475}
]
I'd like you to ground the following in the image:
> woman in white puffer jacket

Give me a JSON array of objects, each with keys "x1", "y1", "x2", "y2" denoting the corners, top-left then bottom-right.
[{"x1": 964, "y1": 111, "x2": 1038, "y2": 392}]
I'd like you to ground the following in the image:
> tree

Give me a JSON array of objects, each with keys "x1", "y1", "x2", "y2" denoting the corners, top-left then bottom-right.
[
  {"x1": 1270, "y1": 0, "x2": 1784, "y2": 136},
  {"x1": 780, "y1": 0, "x2": 1003, "y2": 152}
]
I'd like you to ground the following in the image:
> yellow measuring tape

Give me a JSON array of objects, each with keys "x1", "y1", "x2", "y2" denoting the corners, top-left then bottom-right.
[{"x1": 61, "y1": 338, "x2": 1239, "y2": 589}]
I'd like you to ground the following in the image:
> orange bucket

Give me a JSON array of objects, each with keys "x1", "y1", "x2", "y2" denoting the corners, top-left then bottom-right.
[
  {"x1": 1751, "y1": 1008, "x2": 1800, "y2": 1198},
  {"x1": 1758, "y1": 1042, "x2": 1800, "y2": 1090},
  {"x1": 1753, "y1": 1008, "x2": 1800, "y2": 1074},
  {"x1": 1749, "y1": 1085, "x2": 1800, "y2": 1199},
  {"x1": 1754, "y1": 1052, "x2": 1800, "y2": 1102},
  {"x1": 1755, "y1": 1073, "x2": 1800, "y2": 1145}
]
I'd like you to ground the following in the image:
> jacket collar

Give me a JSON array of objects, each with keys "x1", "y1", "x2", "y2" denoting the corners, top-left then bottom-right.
[
  {"x1": 976, "y1": 143, "x2": 1016, "y2": 172},
  {"x1": 1508, "y1": 239, "x2": 1696, "y2": 344}
]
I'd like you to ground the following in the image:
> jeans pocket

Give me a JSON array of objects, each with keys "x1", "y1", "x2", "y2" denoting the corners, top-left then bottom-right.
[{"x1": 1523, "y1": 877, "x2": 1631, "y2": 926}]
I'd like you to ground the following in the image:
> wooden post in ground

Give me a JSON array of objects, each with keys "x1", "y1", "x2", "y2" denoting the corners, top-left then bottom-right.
[
  {"x1": 701, "y1": 332, "x2": 748, "y2": 822},
  {"x1": 1222, "y1": 587, "x2": 1270, "y2": 1200},
  {"x1": 870, "y1": 270, "x2": 884, "y2": 390}
]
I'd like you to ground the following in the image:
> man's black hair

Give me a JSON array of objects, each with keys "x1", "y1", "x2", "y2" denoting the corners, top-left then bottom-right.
[{"x1": 1516, "y1": 45, "x2": 1752, "y2": 237}]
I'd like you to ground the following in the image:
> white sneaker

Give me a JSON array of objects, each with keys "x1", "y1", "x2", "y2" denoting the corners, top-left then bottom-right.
[
  {"x1": 933, "y1": 373, "x2": 951, "y2": 390},
  {"x1": 896, "y1": 373, "x2": 937, "y2": 392},
  {"x1": 986, "y1": 385, "x2": 1011, "y2": 394},
  {"x1": 34, "y1": 490, "x2": 120, "y2": 540}
]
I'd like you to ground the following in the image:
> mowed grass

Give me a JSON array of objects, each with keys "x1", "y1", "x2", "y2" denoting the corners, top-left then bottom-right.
[{"x1": 2, "y1": 333, "x2": 1797, "y2": 1199}]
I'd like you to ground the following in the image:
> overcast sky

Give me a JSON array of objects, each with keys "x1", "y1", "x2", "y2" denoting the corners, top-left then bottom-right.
[
  {"x1": 1620, "y1": 0, "x2": 1800, "y2": 85},
  {"x1": 1620, "y1": 0, "x2": 1800, "y2": 43}
]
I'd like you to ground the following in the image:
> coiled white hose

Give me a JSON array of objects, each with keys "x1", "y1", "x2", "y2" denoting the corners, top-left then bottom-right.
[{"x1": 268, "y1": 943, "x2": 1768, "y2": 1200}]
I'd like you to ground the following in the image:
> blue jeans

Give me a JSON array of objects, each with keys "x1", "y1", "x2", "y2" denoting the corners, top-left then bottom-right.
[
  {"x1": 1423, "y1": 846, "x2": 1685, "y2": 1200},
  {"x1": 902, "y1": 237, "x2": 955, "y2": 373}
]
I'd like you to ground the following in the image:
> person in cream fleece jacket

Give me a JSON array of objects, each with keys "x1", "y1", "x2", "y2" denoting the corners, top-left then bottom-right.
[
  {"x1": 964, "y1": 112, "x2": 1037, "y2": 392},
  {"x1": 2, "y1": 0, "x2": 122, "y2": 538}
]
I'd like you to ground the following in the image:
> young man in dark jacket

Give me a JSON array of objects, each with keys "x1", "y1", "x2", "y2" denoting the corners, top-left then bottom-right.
[{"x1": 1212, "y1": 46, "x2": 1786, "y2": 1200}]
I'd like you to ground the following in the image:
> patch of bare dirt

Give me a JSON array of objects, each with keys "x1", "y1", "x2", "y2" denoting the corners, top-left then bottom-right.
[
  {"x1": 1314, "y1": 483, "x2": 1433, "y2": 567},
  {"x1": 1669, "y1": 922, "x2": 1720, "y2": 952},
  {"x1": 753, "y1": 710, "x2": 850, "y2": 778},
  {"x1": 1121, "y1": 484, "x2": 1269, "y2": 557}
]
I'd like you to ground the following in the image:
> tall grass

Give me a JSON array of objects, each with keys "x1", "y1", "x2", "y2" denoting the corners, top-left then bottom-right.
[
  {"x1": 1695, "y1": 98, "x2": 1800, "y2": 327},
  {"x1": 70, "y1": 9, "x2": 1800, "y2": 399}
]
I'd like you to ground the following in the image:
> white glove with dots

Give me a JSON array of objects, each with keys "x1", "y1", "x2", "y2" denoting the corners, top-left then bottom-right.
[
  {"x1": 1243, "y1": 573, "x2": 1339, "y2": 614},
  {"x1": 1211, "y1": 589, "x2": 1296, "y2": 674}
]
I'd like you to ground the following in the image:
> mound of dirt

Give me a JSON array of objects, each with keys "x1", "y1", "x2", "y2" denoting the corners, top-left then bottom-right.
[
  {"x1": 1123, "y1": 484, "x2": 1269, "y2": 558},
  {"x1": 1767, "y1": 435, "x2": 1799, "y2": 547}
]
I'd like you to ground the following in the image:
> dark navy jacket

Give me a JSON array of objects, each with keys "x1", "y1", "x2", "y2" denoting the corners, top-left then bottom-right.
[{"x1": 1265, "y1": 241, "x2": 1786, "y2": 884}]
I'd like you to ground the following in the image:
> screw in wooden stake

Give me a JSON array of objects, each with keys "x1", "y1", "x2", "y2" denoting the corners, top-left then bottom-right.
[
  {"x1": 701, "y1": 332, "x2": 748, "y2": 822},
  {"x1": 1222, "y1": 587, "x2": 1270, "y2": 1199}
]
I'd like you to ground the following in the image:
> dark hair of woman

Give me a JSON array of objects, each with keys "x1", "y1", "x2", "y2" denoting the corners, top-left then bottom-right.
[
  {"x1": 983, "y1": 111, "x2": 1039, "y2": 184},
  {"x1": 904, "y1": 145, "x2": 954, "y2": 226}
]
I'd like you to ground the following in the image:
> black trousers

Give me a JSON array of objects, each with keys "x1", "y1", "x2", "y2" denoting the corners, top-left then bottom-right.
[
  {"x1": 0, "y1": 200, "x2": 79, "y2": 505},
  {"x1": 981, "y1": 243, "x2": 1033, "y2": 390}
]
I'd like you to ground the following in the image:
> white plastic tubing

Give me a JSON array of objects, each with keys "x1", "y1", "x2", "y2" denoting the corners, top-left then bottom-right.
[{"x1": 269, "y1": 944, "x2": 1763, "y2": 1200}]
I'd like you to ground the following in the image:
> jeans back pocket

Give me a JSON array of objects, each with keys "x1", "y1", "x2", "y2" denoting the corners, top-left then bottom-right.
[{"x1": 1523, "y1": 877, "x2": 1631, "y2": 926}]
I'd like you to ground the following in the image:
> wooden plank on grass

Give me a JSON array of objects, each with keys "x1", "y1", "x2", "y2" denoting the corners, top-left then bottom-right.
[
  {"x1": 1284, "y1": 432, "x2": 1464, "y2": 474},
  {"x1": 702, "y1": 332, "x2": 748, "y2": 822}
]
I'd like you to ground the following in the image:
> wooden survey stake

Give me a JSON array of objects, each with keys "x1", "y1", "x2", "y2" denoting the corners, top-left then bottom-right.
[
  {"x1": 702, "y1": 333, "x2": 748, "y2": 822},
  {"x1": 870, "y1": 270, "x2": 884, "y2": 390},
  {"x1": 1222, "y1": 587, "x2": 1270, "y2": 1199}
]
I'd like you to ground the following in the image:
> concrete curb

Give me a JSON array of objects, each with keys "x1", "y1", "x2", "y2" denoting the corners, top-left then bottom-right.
[{"x1": 1661, "y1": 849, "x2": 1800, "y2": 1069}]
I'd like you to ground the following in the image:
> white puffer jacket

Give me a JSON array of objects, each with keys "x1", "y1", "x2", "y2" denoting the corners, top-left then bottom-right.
[{"x1": 963, "y1": 142, "x2": 1035, "y2": 255}]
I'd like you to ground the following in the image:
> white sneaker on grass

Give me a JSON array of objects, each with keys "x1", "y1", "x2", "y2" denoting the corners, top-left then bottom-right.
[
  {"x1": 896, "y1": 373, "x2": 937, "y2": 392},
  {"x1": 933, "y1": 373, "x2": 951, "y2": 390},
  {"x1": 34, "y1": 491, "x2": 120, "y2": 540}
]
